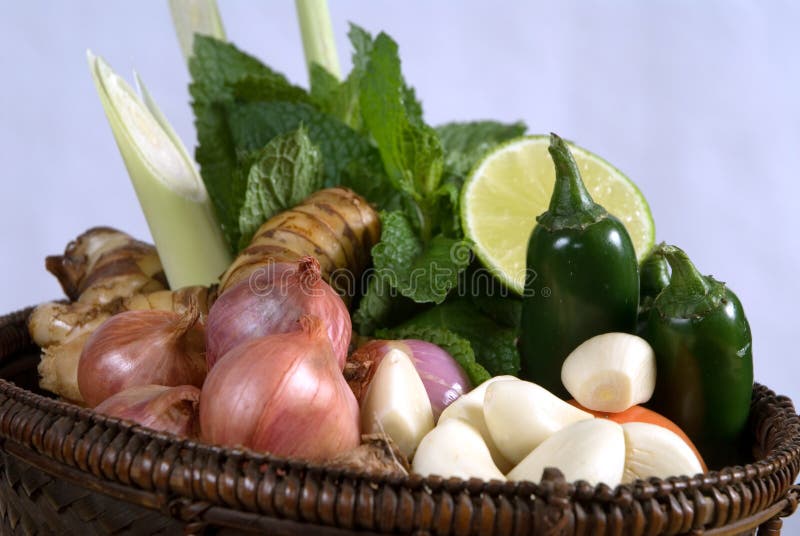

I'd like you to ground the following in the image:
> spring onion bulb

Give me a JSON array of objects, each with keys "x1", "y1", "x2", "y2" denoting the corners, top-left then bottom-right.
[{"x1": 87, "y1": 52, "x2": 232, "y2": 289}]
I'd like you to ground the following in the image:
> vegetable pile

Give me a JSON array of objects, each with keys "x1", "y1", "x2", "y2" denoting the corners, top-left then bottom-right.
[{"x1": 27, "y1": 3, "x2": 755, "y2": 487}]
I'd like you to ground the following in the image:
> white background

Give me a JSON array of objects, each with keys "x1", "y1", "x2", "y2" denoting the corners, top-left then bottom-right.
[{"x1": 1, "y1": 1, "x2": 798, "y2": 524}]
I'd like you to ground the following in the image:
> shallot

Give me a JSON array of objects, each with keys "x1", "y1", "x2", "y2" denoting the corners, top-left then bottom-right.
[
  {"x1": 94, "y1": 384, "x2": 200, "y2": 437},
  {"x1": 199, "y1": 315, "x2": 360, "y2": 461},
  {"x1": 206, "y1": 257, "x2": 351, "y2": 369},
  {"x1": 77, "y1": 305, "x2": 206, "y2": 407}
]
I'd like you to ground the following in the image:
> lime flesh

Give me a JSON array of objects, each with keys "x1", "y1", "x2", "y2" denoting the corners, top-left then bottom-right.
[{"x1": 461, "y1": 136, "x2": 654, "y2": 295}]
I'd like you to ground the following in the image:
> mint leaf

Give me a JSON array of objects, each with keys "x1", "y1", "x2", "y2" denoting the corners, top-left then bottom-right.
[
  {"x1": 470, "y1": 293, "x2": 522, "y2": 330},
  {"x1": 309, "y1": 24, "x2": 375, "y2": 134},
  {"x1": 232, "y1": 73, "x2": 310, "y2": 104},
  {"x1": 352, "y1": 270, "x2": 422, "y2": 335},
  {"x1": 190, "y1": 36, "x2": 310, "y2": 250},
  {"x1": 309, "y1": 63, "x2": 341, "y2": 109},
  {"x1": 376, "y1": 326, "x2": 491, "y2": 386},
  {"x1": 359, "y1": 32, "x2": 443, "y2": 200},
  {"x1": 460, "y1": 263, "x2": 522, "y2": 329},
  {"x1": 191, "y1": 104, "x2": 244, "y2": 250},
  {"x1": 237, "y1": 127, "x2": 323, "y2": 249},
  {"x1": 401, "y1": 300, "x2": 520, "y2": 376},
  {"x1": 309, "y1": 63, "x2": 364, "y2": 133},
  {"x1": 352, "y1": 275, "x2": 395, "y2": 336},
  {"x1": 437, "y1": 120, "x2": 527, "y2": 177},
  {"x1": 190, "y1": 36, "x2": 281, "y2": 104},
  {"x1": 372, "y1": 212, "x2": 471, "y2": 304},
  {"x1": 225, "y1": 102, "x2": 379, "y2": 188},
  {"x1": 348, "y1": 23, "x2": 373, "y2": 72}
]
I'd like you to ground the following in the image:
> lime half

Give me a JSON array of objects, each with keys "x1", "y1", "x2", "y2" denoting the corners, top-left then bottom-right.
[{"x1": 461, "y1": 135, "x2": 654, "y2": 295}]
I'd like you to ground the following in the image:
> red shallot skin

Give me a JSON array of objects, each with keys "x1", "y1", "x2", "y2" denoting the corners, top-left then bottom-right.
[
  {"x1": 77, "y1": 309, "x2": 207, "y2": 407},
  {"x1": 200, "y1": 315, "x2": 360, "y2": 461},
  {"x1": 205, "y1": 257, "x2": 351, "y2": 370},
  {"x1": 94, "y1": 384, "x2": 201, "y2": 437},
  {"x1": 347, "y1": 339, "x2": 472, "y2": 420}
]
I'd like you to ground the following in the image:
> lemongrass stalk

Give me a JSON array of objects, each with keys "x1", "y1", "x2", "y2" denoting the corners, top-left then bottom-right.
[
  {"x1": 88, "y1": 51, "x2": 232, "y2": 289},
  {"x1": 295, "y1": 0, "x2": 341, "y2": 80},
  {"x1": 168, "y1": 0, "x2": 226, "y2": 62}
]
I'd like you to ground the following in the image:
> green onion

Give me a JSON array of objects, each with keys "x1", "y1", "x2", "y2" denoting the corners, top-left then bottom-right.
[
  {"x1": 168, "y1": 0, "x2": 227, "y2": 62},
  {"x1": 87, "y1": 51, "x2": 232, "y2": 289},
  {"x1": 295, "y1": 0, "x2": 341, "y2": 80}
]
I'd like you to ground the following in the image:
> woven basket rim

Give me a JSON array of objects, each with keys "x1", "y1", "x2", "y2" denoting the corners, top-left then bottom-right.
[{"x1": 2, "y1": 304, "x2": 800, "y2": 534}]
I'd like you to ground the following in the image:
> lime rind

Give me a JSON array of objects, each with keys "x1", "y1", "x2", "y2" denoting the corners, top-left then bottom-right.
[{"x1": 461, "y1": 135, "x2": 655, "y2": 295}]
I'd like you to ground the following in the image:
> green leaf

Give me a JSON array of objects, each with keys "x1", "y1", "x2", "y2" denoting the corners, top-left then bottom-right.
[
  {"x1": 309, "y1": 24, "x2": 375, "y2": 134},
  {"x1": 436, "y1": 120, "x2": 527, "y2": 177},
  {"x1": 376, "y1": 326, "x2": 491, "y2": 387},
  {"x1": 192, "y1": 103, "x2": 244, "y2": 250},
  {"x1": 190, "y1": 35, "x2": 286, "y2": 104},
  {"x1": 237, "y1": 127, "x2": 323, "y2": 249},
  {"x1": 189, "y1": 35, "x2": 309, "y2": 250},
  {"x1": 372, "y1": 212, "x2": 471, "y2": 304},
  {"x1": 309, "y1": 63, "x2": 341, "y2": 109},
  {"x1": 359, "y1": 32, "x2": 443, "y2": 200},
  {"x1": 348, "y1": 23, "x2": 373, "y2": 72},
  {"x1": 401, "y1": 299, "x2": 520, "y2": 376},
  {"x1": 459, "y1": 263, "x2": 522, "y2": 329},
  {"x1": 470, "y1": 292, "x2": 522, "y2": 330},
  {"x1": 309, "y1": 63, "x2": 363, "y2": 132},
  {"x1": 231, "y1": 73, "x2": 311, "y2": 103},
  {"x1": 224, "y1": 101, "x2": 382, "y2": 188}
]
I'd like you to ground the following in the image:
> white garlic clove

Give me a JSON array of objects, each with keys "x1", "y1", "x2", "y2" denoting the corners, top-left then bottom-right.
[
  {"x1": 413, "y1": 418, "x2": 506, "y2": 481},
  {"x1": 360, "y1": 348, "x2": 434, "y2": 458},
  {"x1": 438, "y1": 375, "x2": 517, "y2": 472},
  {"x1": 483, "y1": 379, "x2": 594, "y2": 465},
  {"x1": 507, "y1": 418, "x2": 626, "y2": 487},
  {"x1": 561, "y1": 332, "x2": 657, "y2": 413},
  {"x1": 622, "y1": 422, "x2": 704, "y2": 483}
]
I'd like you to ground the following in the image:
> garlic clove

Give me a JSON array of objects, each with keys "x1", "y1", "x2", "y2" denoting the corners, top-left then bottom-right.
[
  {"x1": 360, "y1": 348, "x2": 434, "y2": 459},
  {"x1": 560, "y1": 332, "x2": 657, "y2": 413},
  {"x1": 413, "y1": 418, "x2": 506, "y2": 482},
  {"x1": 438, "y1": 375, "x2": 517, "y2": 473},
  {"x1": 507, "y1": 418, "x2": 625, "y2": 487},
  {"x1": 622, "y1": 422, "x2": 704, "y2": 483},
  {"x1": 483, "y1": 379, "x2": 594, "y2": 465}
]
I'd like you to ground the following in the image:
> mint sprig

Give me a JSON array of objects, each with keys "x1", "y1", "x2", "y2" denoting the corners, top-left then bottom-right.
[
  {"x1": 359, "y1": 33, "x2": 443, "y2": 212},
  {"x1": 188, "y1": 27, "x2": 526, "y2": 377}
]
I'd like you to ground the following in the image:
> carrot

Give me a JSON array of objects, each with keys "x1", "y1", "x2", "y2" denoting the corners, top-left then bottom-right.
[
  {"x1": 568, "y1": 400, "x2": 708, "y2": 472},
  {"x1": 218, "y1": 187, "x2": 380, "y2": 300}
]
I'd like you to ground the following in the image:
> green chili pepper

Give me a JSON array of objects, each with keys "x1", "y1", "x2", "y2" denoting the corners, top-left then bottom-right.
[
  {"x1": 644, "y1": 244, "x2": 753, "y2": 468},
  {"x1": 518, "y1": 134, "x2": 639, "y2": 398},
  {"x1": 637, "y1": 250, "x2": 670, "y2": 336}
]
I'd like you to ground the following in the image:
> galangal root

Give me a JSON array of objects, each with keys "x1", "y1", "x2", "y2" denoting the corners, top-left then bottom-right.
[
  {"x1": 219, "y1": 187, "x2": 380, "y2": 300},
  {"x1": 45, "y1": 226, "x2": 168, "y2": 305}
]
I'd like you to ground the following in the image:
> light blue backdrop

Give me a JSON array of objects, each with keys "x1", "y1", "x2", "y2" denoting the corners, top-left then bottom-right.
[{"x1": 1, "y1": 0, "x2": 798, "y2": 520}]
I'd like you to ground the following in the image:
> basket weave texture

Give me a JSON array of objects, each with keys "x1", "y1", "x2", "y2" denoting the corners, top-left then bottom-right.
[{"x1": 1, "y1": 306, "x2": 799, "y2": 535}]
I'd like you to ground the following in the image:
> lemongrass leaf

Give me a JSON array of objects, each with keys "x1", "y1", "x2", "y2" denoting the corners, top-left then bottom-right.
[
  {"x1": 168, "y1": 0, "x2": 226, "y2": 62},
  {"x1": 295, "y1": 0, "x2": 341, "y2": 80},
  {"x1": 88, "y1": 51, "x2": 232, "y2": 289}
]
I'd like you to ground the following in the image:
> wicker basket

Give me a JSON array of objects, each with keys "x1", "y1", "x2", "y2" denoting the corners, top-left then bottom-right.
[{"x1": 1, "y1": 307, "x2": 798, "y2": 535}]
